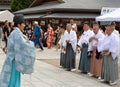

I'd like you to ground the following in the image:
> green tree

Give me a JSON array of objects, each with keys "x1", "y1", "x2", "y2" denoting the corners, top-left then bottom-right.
[{"x1": 11, "y1": 0, "x2": 34, "y2": 12}]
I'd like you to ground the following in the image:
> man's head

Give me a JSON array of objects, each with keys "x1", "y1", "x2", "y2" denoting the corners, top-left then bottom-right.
[
  {"x1": 92, "y1": 22, "x2": 100, "y2": 34},
  {"x1": 47, "y1": 24, "x2": 51, "y2": 28},
  {"x1": 59, "y1": 24, "x2": 66, "y2": 33},
  {"x1": 110, "y1": 22, "x2": 116, "y2": 31},
  {"x1": 105, "y1": 22, "x2": 113, "y2": 35},
  {"x1": 34, "y1": 21, "x2": 38, "y2": 26},
  {"x1": 83, "y1": 21, "x2": 91, "y2": 31},
  {"x1": 4, "y1": 20, "x2": 8, "y2": 26},
  {"x1": 70, "y1": 19, "x2": 74, "y2": 24},
  {"x1": 66, "y1": 24, "x2": 72, "y2": 32},
  {"x1": 13, "y1": 14, "x2": 25, "y2": 32}
]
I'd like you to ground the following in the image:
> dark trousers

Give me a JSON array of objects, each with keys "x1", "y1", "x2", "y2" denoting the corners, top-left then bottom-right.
[
  {"x1": 66, "y1": 43, "x2": 75, "y2": 70},
  {"x1": 5, "y1": 39, "x2": 7, "y2": 47},
  {"x1": 34, "y1": 36, "x2": 43, "y2": 50}
]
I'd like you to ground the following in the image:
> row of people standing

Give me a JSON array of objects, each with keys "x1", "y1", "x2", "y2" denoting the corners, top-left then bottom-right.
[
  {"x1": 57, "y1": 23, "x2": 77, "y2": 71},
  {"x1": 57, "y1": 21, "x2": 119, "y2": 86}
]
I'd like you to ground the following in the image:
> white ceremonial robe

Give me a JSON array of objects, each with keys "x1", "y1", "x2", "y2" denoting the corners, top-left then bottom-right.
[
  {"x1": 58, "y1": 30, "x2": 68, "y2": 52},
  {"x1": 113, "y1": 29, "x2": 119, "y2": 37},
  {"x1": 113, "y1": 29, "x2": 120, "y2": 62},
  {"x1": 58, "y1": 30, "x2": 68, "y2": 47},
  {"x1": 78, "y1": 29, "x2": 94, "y2": 48},
  {"x1": 63, "y1": 29, "x2": 77, "y2": 52},
  {"x1": 88, "y1": 30, "x2": 105, "y2": 52},
  {"x1": 101, "y1": 33, "x2": 119, "y2": 59}
]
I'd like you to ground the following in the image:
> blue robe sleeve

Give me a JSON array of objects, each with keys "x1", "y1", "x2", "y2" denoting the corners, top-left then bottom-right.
[{"x1": 14, "y1": 30, "x2": 36, "y2": 74}]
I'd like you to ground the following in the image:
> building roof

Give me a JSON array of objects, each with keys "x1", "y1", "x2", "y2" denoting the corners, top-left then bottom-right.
[
  {"x1": 14, "y1": 0, "x2": 120, "y2": 19},
  {"x1": 43, "y1": 13, "x2": 99, "y2": 19},
  {"x1": 103, "y1": 0, "x2": 120, "y2": 7},
  {"x1": 0, "y1": 5, "x2": 10, "y2": 11},
  {"x1": 24, "y1": 14, "x2": 45, "y2": 19},
  {"x1": 0, "y1": 0, "x2": 10, "y2": 11},
  {"x1": 15, "y1": 0, "x2": 102, "y2": 14}
]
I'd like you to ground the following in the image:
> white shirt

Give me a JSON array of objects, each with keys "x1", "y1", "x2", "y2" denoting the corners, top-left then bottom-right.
[
  {"x1": 58, "y1": 30, "x2": 68, "y2": 47},
  {"x1": 78, "y1": 29, "x2": 94, "y2": 48},
  {"x1": 101, "y1": 33, "x2": 119, "y2": 59},
  {"x1": 88, "y1": 30, "x2": 105, "y2": 52},
  {"x1": 63, "y1": 29, "x2": 77, "y2": 52},
  {"x1": 113, "y1": 29, "x2": 119, "y2": 37}
]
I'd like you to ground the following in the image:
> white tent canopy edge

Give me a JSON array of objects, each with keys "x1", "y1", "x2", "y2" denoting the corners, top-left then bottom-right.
[
  {"x1": 0, "y1": 10, "x2": 14, "y2": 22},
  {"x1": 96, "y1": 8, "x2": 120, "y2": 21}
]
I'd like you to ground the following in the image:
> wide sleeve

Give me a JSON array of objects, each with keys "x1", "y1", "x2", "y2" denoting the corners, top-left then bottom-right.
[
  {"x1": 14, "y1": 31, "x2": 29, "y2": 52},
  {"x1": 69, "y1": 31, "x2": 77, "y2": 44},
  {"x1": 62, "y1": 31, "x2": 68, "y2": 47},
  {"x1": 97, "y1": 33, "x2": 105, "y2": 52},
  {"x1": 109, "y1": 35, "x2": 119, "y2": 59},
  {"x1": 14, "y1": 30, "x2": 36, "y2": 74},
  {"x1": 14, "y1": 31, "x2": 35, "y2": 59}
]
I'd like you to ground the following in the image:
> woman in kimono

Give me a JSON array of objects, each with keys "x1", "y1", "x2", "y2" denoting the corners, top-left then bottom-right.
[
  {"x1": 77, "y1": 22, "x2": 94, "y2": 74},
  {"x1": 46, "y1": 24, "x2": 54, "y2": 49},
  {"x1": 0, "y1": 14, "x2": 35, "y2": 87},
  {"x1": 88, "y1": 22, "x2": 104, "y2": 78},
  {"x1": 63, "y1": 24, "x2": 77, "y2": 71},
  {"x1": 101, "y1": 23, "x2": 119, "y2": 86},
  {"x1": 56, "y1": 24, "x2": 67, "y2": 68}
]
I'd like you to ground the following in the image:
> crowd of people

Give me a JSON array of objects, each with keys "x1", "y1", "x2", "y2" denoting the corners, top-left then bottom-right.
[
  {"x1": 56, "y1": 21, "x2": 119, "y2": 86},
  {"x1": 0, "y1": 20, "x2": 61, "y2": 52},
  {"x1": 0, "y1": 15, "x2": 119, "y2": 86}
]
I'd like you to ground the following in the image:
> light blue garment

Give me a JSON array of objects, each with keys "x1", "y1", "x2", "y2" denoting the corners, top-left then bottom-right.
[
  {"x1": 0, "y1": 27, "x2": 35, "y2": 87},
  {"x1": 8, "y1": 60, "x2": 20, "y2": 87}
]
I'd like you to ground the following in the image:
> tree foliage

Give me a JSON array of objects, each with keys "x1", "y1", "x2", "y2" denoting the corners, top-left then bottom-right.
[{"x1": 10, "y1": 0, "x2": 34, "y2": 12}]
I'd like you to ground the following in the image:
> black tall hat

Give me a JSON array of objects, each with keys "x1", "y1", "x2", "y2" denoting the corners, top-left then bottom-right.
[{"x1": 13, "y1": 14, "x2": 24, "y2": 24}]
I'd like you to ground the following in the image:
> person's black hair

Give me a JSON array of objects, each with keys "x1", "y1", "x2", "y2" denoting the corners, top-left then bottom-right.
[
  {"x1": 83, "y1": 21, "x2": 91, "y2": 26},
  {"x1": 59, "y1": 24, "x2": 66, "y2": 29},
  {"x1": 13, "y1": 14, "x2": 24, "y2": 27},
  {"x1": 4, "y1": 20, "x2": 8, "y2": 24}
]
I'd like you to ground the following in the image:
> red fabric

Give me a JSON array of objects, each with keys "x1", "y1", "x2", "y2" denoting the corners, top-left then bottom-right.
[{"x1": 46, "y1": 27, "x2": 54, "y2": 48}]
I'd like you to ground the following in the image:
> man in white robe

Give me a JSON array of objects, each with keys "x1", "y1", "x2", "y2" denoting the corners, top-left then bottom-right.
[
  {"x1": 77, "y1": 21, "x2": 94, "y2": 74},
  {"x1": 88, "y1": 22, "x2": 105, "y2": 77},
  {"x1": 88, "y1": 23, "x2": 105, "y2": 53},
  {"x1": 56, "y1": 24, "x2": 67, "y2": 68},
  {"x1": 63, "y1": 24, "x2": 77, "y2": 71},
  {"x1": 110, "y1": 22, "x2": 120, "y2": 63},
  {"x1": 101, "y1": 23, "x2": 119, "y2": 85}
]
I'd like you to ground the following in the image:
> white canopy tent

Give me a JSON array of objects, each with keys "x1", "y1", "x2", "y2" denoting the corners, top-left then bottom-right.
[
  {"x1": 0, "y1": 10, "x2": 14, "y2": 22},
  {"x1": 96, "y1": 8, "x2": 120, "y2": 21}
]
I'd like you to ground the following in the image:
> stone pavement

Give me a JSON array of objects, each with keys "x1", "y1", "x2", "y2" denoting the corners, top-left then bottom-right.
[{"x1": 0, "y1": 48, "x2": 112, "y2": 87}]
